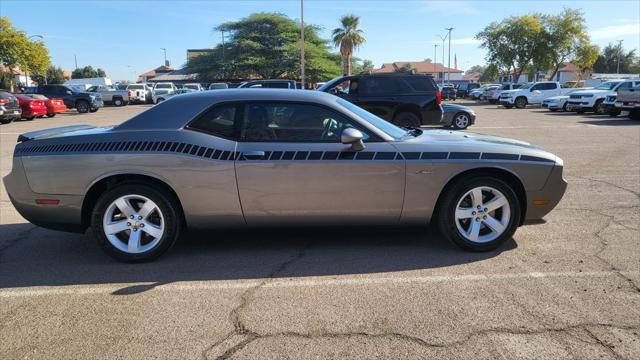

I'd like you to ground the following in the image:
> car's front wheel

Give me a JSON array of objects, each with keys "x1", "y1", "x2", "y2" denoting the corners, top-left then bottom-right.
[
  {"x1": 452, "y1": 112, "x2": 471, "y2": 130},
  {"x1": 436, "y1": 176, "x2": 520, "y2": 251},
  {"x1": 514, "y1": 97, "x2": 527, "y2": 109},
  {"x1": 76, "y1": 100, "x2": 89, "y2": 113},
  {"x1": 92, "y1": 184, "x2": 182, "y2": 262}
]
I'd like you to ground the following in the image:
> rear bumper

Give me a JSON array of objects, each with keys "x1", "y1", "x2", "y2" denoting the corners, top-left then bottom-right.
[{"x1": 3, "y1": 157, "x2": 84, "y2": 233}]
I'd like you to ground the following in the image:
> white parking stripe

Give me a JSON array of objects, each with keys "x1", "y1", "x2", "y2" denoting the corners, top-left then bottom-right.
[{"x1": 1, "y1": 270, "x2": 636, "y2": 298}]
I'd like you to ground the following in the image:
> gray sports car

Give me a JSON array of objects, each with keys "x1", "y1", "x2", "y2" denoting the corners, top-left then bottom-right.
[{"x1": 4, "y1": 89, "x2": 567, "y2": 262}]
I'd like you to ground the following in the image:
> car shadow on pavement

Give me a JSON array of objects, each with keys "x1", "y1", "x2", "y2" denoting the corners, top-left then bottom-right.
[
  {"x1": 579, "y1": 118, "x2": 640, "y2": 126},
  {"x1": 0, "y1": 223, "x2": 517, "y2": 291}
]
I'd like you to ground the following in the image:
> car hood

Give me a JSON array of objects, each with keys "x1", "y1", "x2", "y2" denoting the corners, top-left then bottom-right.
[
  {"x1": 544, "y1": 95, "x2": 569, "y2": 101},
  {"x1": 395, "y1": 130, "x2": 557, "y2": 162},
  {"x1": 500, "y1": 89, "x2": 523, "y2": 95},
  {"x1": 570, "y1": 89, "x2": 610, "y2": 96},
  {"x1": 442, "y1": 103, "x2": 474, "y2": 113}
]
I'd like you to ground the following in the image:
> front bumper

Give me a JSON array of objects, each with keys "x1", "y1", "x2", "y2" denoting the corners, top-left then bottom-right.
[
  {"x1": 91, "y1": 99, "x2": 104, "y2": 109},
  {"x1": 524, "y1": 161, "x2": 568, "y2": 222},
  {"x1": 500, "y1": 98, "x2": 514, "y2": 106},
  {"x1": 542, "y1": 102, "x2": 562, "y2": 110}
]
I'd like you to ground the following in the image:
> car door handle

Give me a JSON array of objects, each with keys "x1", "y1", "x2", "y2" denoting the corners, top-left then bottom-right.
[{"x1": 242, "y1": 151, "x2": 265, "y2": 160}]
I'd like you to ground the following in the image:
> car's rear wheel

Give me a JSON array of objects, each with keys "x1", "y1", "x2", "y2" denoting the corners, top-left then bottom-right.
[
  {"x1": 0, "y1": 118, "x2": 13, "y2": 124},
  {"x1": 452, "y1": 112, "x2": 471, "y2": 130},
  {"x1": 393, "y1": 112, "x2": 421, "y2": 128},
  {"x1": 514, "y1": 97, "x2": 527, "y2": 109},
  {"x1": 594, "y1": 99, "x2": 605, "y2": 114},
  {"x1": 46, "y1": 113, "x2": 56, "y2": 118},
  {"x1": 113, "y1": 97, "x2": 124, "y2": 106},
  {"x1": 92, "y1": 184, "x2": 181, "y2": 262},
  {"x1": 436, "y1": 176, "x2": 520, "y2": 251}
]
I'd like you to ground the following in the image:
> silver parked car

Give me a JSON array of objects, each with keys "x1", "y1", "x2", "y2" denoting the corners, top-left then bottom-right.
[{"x1": 3, "y1": 89, "x2": 567, "y2": 262}]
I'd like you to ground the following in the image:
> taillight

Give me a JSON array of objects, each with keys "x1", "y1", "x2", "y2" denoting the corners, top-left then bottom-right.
[
  {"x1": 436, "y1": 90, "x2": 442, "y2": 105},
  {"x1": 0, "y1": 98, "x2": 8, "y2": 105},
  {"x1": 129, "y1": 91, "x2": 133, "y2": 97}
]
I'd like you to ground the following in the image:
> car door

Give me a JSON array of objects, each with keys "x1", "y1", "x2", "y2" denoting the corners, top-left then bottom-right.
[
  {"x1": 234, "y1": 101, "x2": 405, "y2": 226},
  {"x1": 528, "y1": 83, "x2": 545, "y2": 103}
]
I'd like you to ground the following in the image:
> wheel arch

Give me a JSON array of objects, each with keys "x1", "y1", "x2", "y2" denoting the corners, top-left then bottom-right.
[
  {"x1": 81, "y1": 172, "x2": 186, "y2": 230},
  {"x1": 433, "y1": 166, "x2": 527, "y2": 226}
]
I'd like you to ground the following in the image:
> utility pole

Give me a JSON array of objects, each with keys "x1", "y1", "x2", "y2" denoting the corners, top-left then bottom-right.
[
  {"x1": 300, "y1": 0, "x2": 305, "y2": 89},
  {"x1": 74, "y1": 54, "x2": 78, "y2": 69},
  {"x1": 433, "y1": 44, "x2": 438, "y2": 76},
  {"x1": 616, "y1": 39, "x2": 623, "y2": 74},
  {"x1": 445, "y1": 27, "x2": 454, "y2": 83},
  {"x1": 160, "y1": 48, "x2": 167, "y2": 66}
]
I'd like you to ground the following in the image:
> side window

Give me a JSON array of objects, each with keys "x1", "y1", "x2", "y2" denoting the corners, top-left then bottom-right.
[
  {"x1": 531, "y1": 83, "x2": 543, "y2": 91},
  {"x1": 618, "y1": 82, "x2": 632, "y2": 90},
  {"x1": 363, "y1": 78, "x2": 405, "y2": 95},
  {"x1": 187, "y1": 104, "x2": 239, "y2": 139},
  {"x1": 58, "y1": 86, "x2": 69, "y2": 94},
  {"x1": 543, "y1": 83, "x2": 557, "y2": 90},
  {"x1": 242, "y1": 102, "x2": 372, "y2": 142},
  {"x1": 87, "y1": 86, "x2": 97, "y2": 92},
  {"x1": 42, "y1": 85, "x2": 55, "y2": 93}
]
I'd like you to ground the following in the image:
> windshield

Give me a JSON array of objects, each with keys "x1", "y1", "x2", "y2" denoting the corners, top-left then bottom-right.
[
  {"x1": 317, "y1": 76, "x2": 346, "y2": 92},
  {"x1": 155, "y1": 84, "x2": 173, "y2": 89},
  {"x1": 518, "y1": 83, "x2": 534, "y2": 89},
  {"x1": 595, "y1": 82, "x2": 621, "y2": 90},
  {"x1": 337, "y1": 98, "x2": 408, "y2": 139},
  {"x1": 70, "y1": 86, "x2": 85, "y2": 93},
  {"x1": 184, "y1": 85, "x2": 199, "y2": 89},
  {"x1": 128, "y1": 85, "x2": 144, "y2": 90}
]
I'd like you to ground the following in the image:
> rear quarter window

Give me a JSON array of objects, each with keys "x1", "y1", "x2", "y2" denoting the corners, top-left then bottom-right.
[
  {"x1": 403, "y1": 76, "x2": 437, "y2": 92},
  {"x1": 187, "y1": 104, "x2": 240, "y2": 139}
]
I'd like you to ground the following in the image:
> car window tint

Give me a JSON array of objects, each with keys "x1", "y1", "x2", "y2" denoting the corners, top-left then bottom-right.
[
  {"x1": 242, "y1": 102, "x2": 371, "y2": 142},
  {"x1": 364, "y1": 77, "x2": 409, "y2": 95},
  {"x1": 543, "y1": 83, "x2": 557, "y2": 90},
  {"x1": 188, "y1": 104, "x2": 239, "y2": 139},
  {"x1": 265, "y1": 82, "x2": 289, "y2": 88},
  {"x1": 402, "y1": 77, "x2": 435, "y2": 92},
  {"x1": 618, "y1": 82, "x2": 632, "y2": 89}
]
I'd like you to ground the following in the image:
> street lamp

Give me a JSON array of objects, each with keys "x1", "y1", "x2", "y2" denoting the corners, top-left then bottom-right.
[
  {"x1": 300, "y1": 0, "x2": 305, "y2": 89},
  {"x1": 445, "y1": 27, "x2": 454, "y2": 83},
  {"x1": 25, "y1": 35, "x2": 44, "y2": 87},
  {"x1": 433, "y1": 44, "x2": 438, "y2": 76},
  {"x1": 160, "y1": 48, "x2": 167, "y2": 66},
  {"x1": 437, "y1": 34, "x2": 448, "y2": 86},
  {"x1": 616, "y1": 40, "x2": 623, "y2": 74}
]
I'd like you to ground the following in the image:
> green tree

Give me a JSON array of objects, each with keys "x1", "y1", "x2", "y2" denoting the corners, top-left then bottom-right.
[
  {"x1": 72, "y1": 65, "x2": 107, "y2": 79},
  {"x1": 187, "y1": 12, "x2": 340, "y2": 82},
  {"x1": 0, "y1": 17, "x2": 51, "y2": 90},
  {"x1": 593, "y1": 43, "x2": 638, "y2": 73},
  {"x1": 541, "y1": 9, "x2": 590, "y2": 79},
  {"x1": 571, "y1": 43, "x2": 600, "y2": 79},
  {"x1": 479, "y1": 63, "x2": 499, "y2": 82},
  {"x1": 393, "y1": 63, "x2": 416, "y2": 73},
  {"x1": 476, "y1": 14, "x2": 546, "y2": 81},
  {"x1": 32, "y1": 66, "x2": 67, "y2": 84},
  {"x1": 465, "y1": 64, "x2": 487, "y2": 75},
  {"x1": 332, "y1": 14, "x2": 365, "y2": 76},
  {"x1": 351, "y1": 57, "x2": 374, "y2": 74}
]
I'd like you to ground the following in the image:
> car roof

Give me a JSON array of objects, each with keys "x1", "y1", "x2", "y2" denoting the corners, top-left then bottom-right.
[{"x1": 116, "y1": 89, "x2": 347, "y2": 131}]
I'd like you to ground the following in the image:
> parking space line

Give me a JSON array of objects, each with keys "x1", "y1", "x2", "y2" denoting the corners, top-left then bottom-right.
[{"x1": 1, "y1": 270, "x2": 637, "y2": 298}]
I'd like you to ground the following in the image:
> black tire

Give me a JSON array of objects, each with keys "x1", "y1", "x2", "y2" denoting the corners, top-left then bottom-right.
[
  {"x1": 630, "y1": 110, "x2": 640, "y2": 120},
  {"x1": 514, "y1": 97, "x2": 527, "y2": 109},
  {"x1": 89, "y1": 108, "x2": 98, "y2": 113},
  {"x1": 24, "y1": 116, "x2": 35, "y2": 121},
  {"x1": 0, "y1": 118, "x2": 14, "y2": 124},
  {"x1": 452, "y1": 112, "x2": 471, "y2": 130},
  {"x1": 91, "y1": 183, "x2": 182, "y2": 262},
  {"x1": 436, "y1": 176, "x2": 520, "y2": 252},
  {"x1": 608, "y1": 110, "x2": 621, "y2": 117},
  {"x1": 155, "y1": 98, "x2": 164, "y2": 104},
  {"x1": 46, "y1": 113, "x2": 56, "y2": 118},
  {"x1": 392, "y1": 112, "x2": 421, "y2": 128},
  {"x1": 593, "y1": 99, "x2": 605, "y2": 114},
  {"x1": 503, "y1": 105, "x2": 513, "y2": 109},
  {"x1": 488, "y1": 99, "x2": 496, "y2": 105},
  {"x1": 113, "y1": 97, "x2": 124, "y2": 107},
  {"x1": 576, "y1": 108, "x2": 585, "y2": 114},
  {"x1": 76, "y1": 100, "x2": 89, "y2": 113},
  {"x1": 562, "y1": 103, "x2": 568, "y2": 112}
]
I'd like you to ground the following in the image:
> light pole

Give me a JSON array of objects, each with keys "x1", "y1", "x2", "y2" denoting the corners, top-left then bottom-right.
[
  {"x1": 616, "y1": 40, "x2": 623, "y2": 74},
  {"x1": 160, "y1": 48, "x2": 167, "y2": 66},
  {"x1": 221, "y1": 29, "x2": 227, "y2": 80},
  {"x1": 445, "y1": 27, "x2": 454, "y2": 83},
  {"x1": 300, "y1": 0, "x2": 305, "y2": 89},
  {"x1": 25, "y1": 35, "x2": 44, "y2": 87},
  {"x1": 438, "y1": 34, "x2": 448, "y2": 85},
  {"x1": 433, "y1": 44, "x2": 438, "y2": 76}
]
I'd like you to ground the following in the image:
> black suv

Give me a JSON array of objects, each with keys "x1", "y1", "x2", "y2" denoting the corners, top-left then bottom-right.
[
  {"x1": 27, "y1": 85, "x2": 103, "y2": 113},
  {"x1": 0, "y1": 90, "x2": 22, "y2": 124},
  {"x1": 318, "y1": 73, "x2": 442, "y2": 127}
]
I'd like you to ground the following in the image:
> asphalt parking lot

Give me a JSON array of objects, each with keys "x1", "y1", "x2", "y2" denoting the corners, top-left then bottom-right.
[{"x1": 1, "y1": 102, "x2": 639, "y2": 359}]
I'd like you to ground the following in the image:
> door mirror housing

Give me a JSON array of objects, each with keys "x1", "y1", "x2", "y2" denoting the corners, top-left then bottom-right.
[{"x1": 341, "y1": 127, "x2": 365, "y2": 151}]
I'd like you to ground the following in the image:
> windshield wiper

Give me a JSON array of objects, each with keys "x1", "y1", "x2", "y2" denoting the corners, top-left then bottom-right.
[{"x1": 404, "y1": 127, "x2": 423, "y2": 137}]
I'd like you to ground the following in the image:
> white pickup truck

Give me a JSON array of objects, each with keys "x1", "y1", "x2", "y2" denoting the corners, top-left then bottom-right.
[
  {"x1": 499, "y1": 81, "x2": 571, "y2": 109},
  {"x1": 566, "y1": 79, "x2": 640, "y2": 114},
  {"x1": 614, "y1": 84, "x2": 640, "y2": 119}
]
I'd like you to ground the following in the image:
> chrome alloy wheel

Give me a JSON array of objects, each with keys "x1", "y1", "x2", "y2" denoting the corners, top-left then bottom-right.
[
  {"x1": 102, "y1": 195, "x2": 165, "y2": 254},
  {"x1": 454, "y1": 114, "x2": 470, "y2": 128},
  {"x1": 454, "y1": 186, "x2": 510, "y2": 243}
]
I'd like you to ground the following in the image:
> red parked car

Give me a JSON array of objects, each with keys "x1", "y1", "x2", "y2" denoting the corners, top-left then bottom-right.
[
  {"x1": 25, "y1": 94, "x2": 67, "y2": 117},
  {"x1": 14, "y1": 94, "x2": 47, "y2": 120}
]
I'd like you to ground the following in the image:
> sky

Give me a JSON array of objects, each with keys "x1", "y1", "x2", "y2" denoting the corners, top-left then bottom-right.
[{"x1": 1, "y1": 0, "x2": 639, "y2": 81}]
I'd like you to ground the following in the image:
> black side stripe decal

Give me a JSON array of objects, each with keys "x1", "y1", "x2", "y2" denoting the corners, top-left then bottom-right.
[{"x1": 14, "y1": 141, "x2": 555, "y2": 163}]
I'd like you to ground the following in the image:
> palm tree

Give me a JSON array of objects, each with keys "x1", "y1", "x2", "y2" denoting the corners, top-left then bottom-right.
[{"x1": 332, "y1": 15, "x2": 365, "y2": 76}]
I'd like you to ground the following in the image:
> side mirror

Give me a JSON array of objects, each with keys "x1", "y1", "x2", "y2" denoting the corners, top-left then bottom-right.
[
  {"x1": 66, "y1": 90, "x2": 73, "y2": 95},
  {"x1": 341, "y1": 127, "x2": 365, "y2": 151}
]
